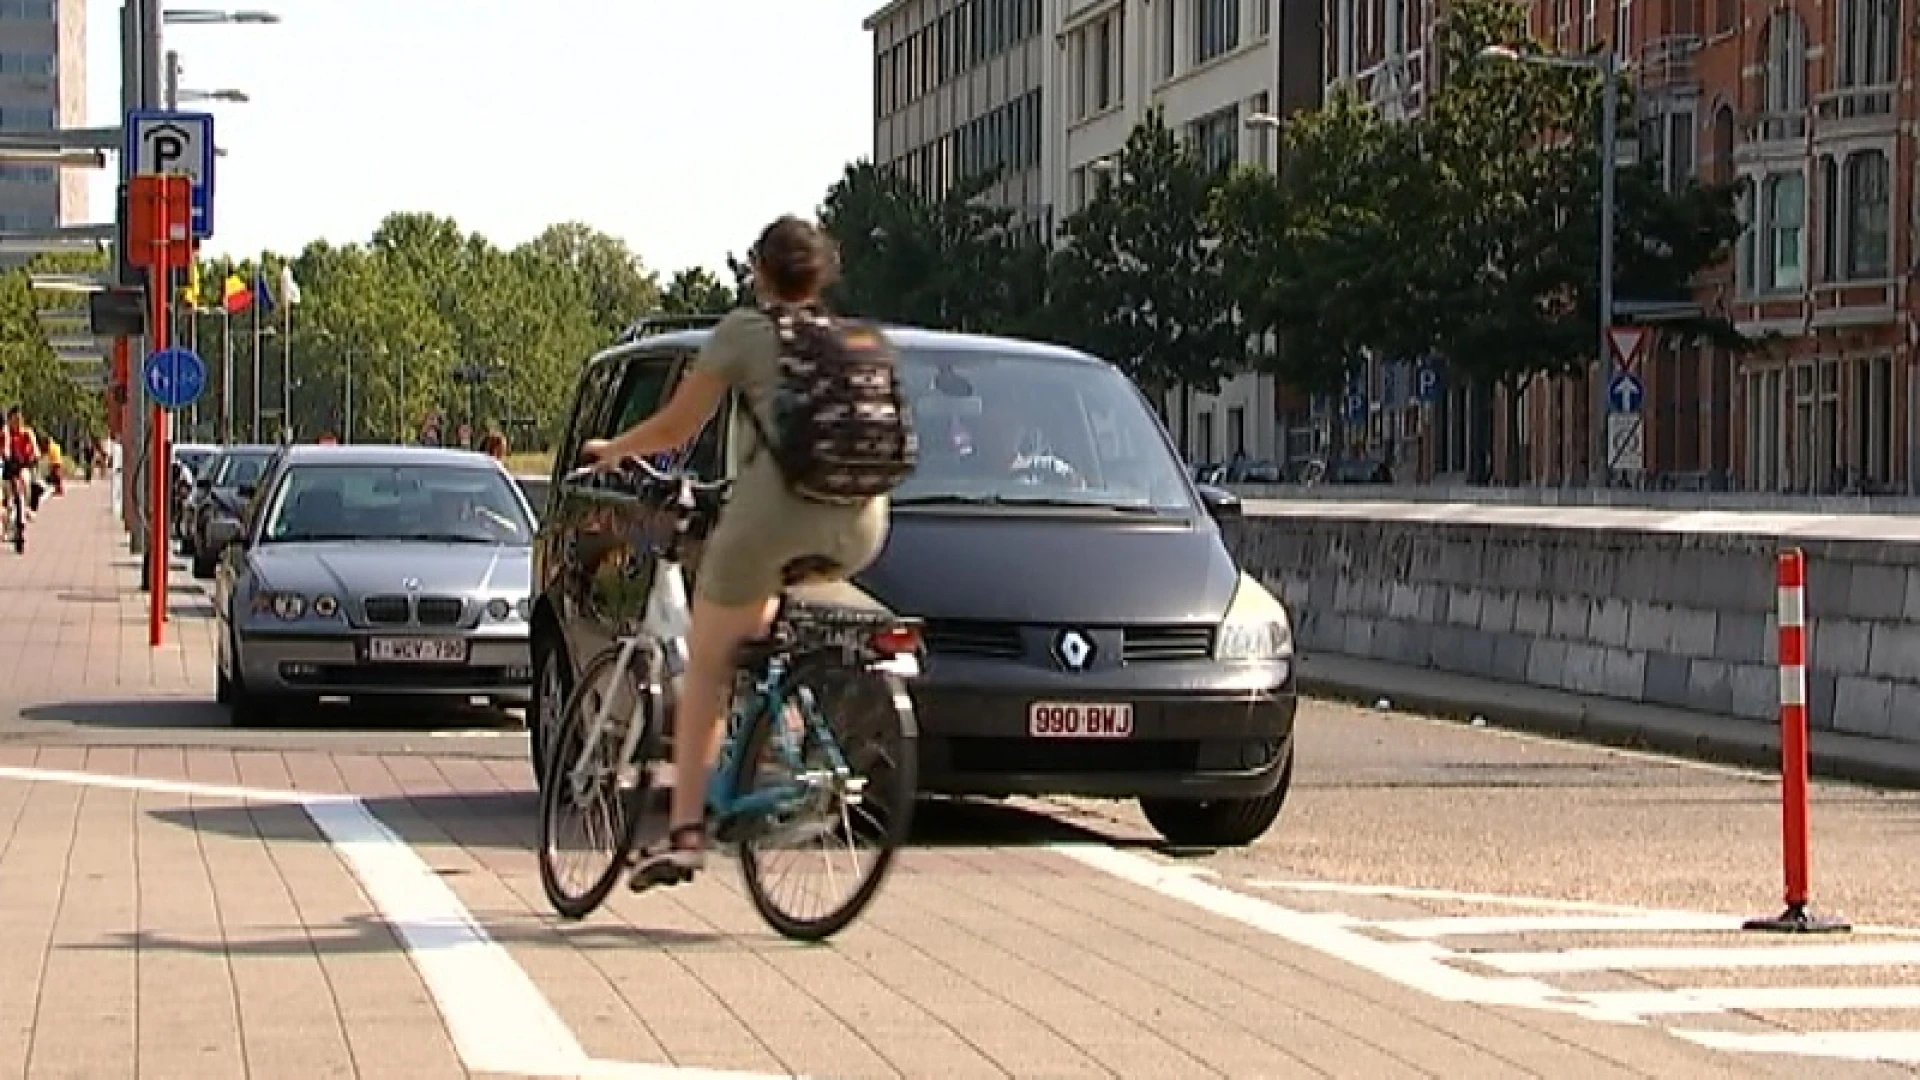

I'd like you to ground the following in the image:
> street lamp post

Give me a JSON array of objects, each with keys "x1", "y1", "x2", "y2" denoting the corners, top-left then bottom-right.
[{"x1": 1481, "y1": 44, "x2": 1620, "y2": 488}]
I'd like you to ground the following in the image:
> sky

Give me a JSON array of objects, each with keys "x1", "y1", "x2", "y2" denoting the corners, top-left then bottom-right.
[{"x1": 84, "y1": 0, "x2": 880, "y2": 277}]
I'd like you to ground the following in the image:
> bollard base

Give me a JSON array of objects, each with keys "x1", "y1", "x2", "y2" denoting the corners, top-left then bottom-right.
[{"x1": 1744, "y1": 903, "x2": 1852, "y2": 934}]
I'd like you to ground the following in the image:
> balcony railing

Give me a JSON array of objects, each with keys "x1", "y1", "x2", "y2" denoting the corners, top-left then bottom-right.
[
  {"x1": 1638, "y1": 34, "x2": 1701, "y2": 90},
  {"x1": 1740, "y1": 109, "x2": 1808, "y2": 143},
  {"x1": 1813, "y1": 85, "x2": 1897, "y2": 130}
]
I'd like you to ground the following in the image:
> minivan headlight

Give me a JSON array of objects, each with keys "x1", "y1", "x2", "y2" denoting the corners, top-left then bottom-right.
[{"x1": 1216, "y1": 574, "x2": 1295, "y2": 662}]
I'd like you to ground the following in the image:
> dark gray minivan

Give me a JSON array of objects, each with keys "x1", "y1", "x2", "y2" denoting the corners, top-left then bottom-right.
[{"x1": 531, "y1": 324, "x2": 1298, "y2": 847}]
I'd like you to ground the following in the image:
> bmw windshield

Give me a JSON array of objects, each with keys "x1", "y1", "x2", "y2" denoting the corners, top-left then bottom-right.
[
  {"x1": 259, "y1": 463, "x2": 534, "y2": 546},
  {"x1": 891, "y1": 347, "x2": 1198, "y2": 515}
]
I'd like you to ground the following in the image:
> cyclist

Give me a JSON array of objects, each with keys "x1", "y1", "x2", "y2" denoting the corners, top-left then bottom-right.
[
  {"x1": 3, "y1": 408, "x2": 38, "y2": 527},
  {"x1": 581, "y1": 216, "x2": 891, "y2": 889}
]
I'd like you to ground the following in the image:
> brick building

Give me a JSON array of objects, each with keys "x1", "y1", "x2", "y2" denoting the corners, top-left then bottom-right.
[{"x1": 1508, "y1": 0, "x2": 1912, "y2": 494}]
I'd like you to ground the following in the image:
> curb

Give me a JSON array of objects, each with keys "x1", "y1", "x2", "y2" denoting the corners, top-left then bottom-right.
[{"x1": 1297, "y1": 654, "x2": 1920, "y2": 792}]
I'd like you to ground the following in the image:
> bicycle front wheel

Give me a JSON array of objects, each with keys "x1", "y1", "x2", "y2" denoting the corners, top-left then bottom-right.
[
  {"x1": 732, "y1": 655, "x2": 918, "y2": 942},
  {"x1": 537, "y1": 646, "x2": 660, "y2": 919}
]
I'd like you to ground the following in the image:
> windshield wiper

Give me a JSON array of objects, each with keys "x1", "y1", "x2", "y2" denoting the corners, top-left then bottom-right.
[
  {"x1": 405, "y1": 532, "x2": 504, "y2": 545},
  {"x1": 979, "y1": 495, "x2": 1168, "y2": 514},
  {"x1": 891, "y1": 493, "x2": 1002, "y2": 506}
]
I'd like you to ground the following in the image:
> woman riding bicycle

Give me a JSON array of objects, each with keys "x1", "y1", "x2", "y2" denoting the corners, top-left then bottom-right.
[
  {"x1": 580, "y1": 216, "x2": 890, "y2": 888},
  {"x1": 2, "y1": 408, "x2": 39, "y2": 526}
]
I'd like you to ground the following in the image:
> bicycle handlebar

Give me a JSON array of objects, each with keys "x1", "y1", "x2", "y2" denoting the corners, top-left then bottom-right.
[{"x1": 564, "y1": 455, "x2": 731, "y2": 497}]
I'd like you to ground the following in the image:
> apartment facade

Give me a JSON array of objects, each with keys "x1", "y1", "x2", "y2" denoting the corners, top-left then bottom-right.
[
  {"x1": 0, "y1": 0, "x2": 85, "y2": 232},
  {"x1": 1499, "y1": 0, "x2": 1914, "y2": 494}
]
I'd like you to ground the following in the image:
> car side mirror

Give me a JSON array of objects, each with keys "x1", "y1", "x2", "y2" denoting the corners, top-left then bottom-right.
[{"x1": 1196, "y1": 484, "x2": 1242, "y2": 520}]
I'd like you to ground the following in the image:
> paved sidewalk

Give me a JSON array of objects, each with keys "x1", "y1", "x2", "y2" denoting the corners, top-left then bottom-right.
[
  {"x1": 0, "y1": 478, "x2": 211, "y2": 705},
  {"x1": 0, "y1": 744, "x2": 1829, "y2": 1080}
]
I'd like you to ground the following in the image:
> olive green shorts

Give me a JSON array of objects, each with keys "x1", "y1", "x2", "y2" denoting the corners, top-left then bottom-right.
[{"x1": 696, "y1": 493, "x2": 890, "y2": 608}]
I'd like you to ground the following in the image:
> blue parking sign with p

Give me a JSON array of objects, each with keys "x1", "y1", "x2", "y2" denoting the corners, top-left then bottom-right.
[{"x1": 1415, "y1": 362, "x2": 1444, "y2": 403}]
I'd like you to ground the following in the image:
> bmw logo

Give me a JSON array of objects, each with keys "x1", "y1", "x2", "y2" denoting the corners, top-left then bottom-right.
[{"x1": 1053, "y1": 629, "x2": 1095, "y2": 672}]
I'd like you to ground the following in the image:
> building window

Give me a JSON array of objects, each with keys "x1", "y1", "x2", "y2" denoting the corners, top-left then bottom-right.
[
  {"x1": 1160, "y1": 0, "x2": 1177, "y2": 78},
  {"x1": 1075, "y1": 9, "x2": 1122, "y2": 118},
  {"x1": 0, "y1": 52, "x2": 52, "y2": 77},
  {"x1": 1762, "y1": 171, "x2": 1805, "y2": 291},
  {"x1": 1249, "y1": 91, "x2": 1272, "y2": 169},
  {"x1": 1336, "y1": 0, "x2": 1355, "y2": 80},
  {"x1": 0, "y1": 165, "x2": 50, "y2": 185},
  {"x1": 1843, "y1": 150, "x2": 1890, "y2": 278},
  {"x1": 1835, "y1": 0, "x2": 1898, "y2": 89},
  {"x1": 1760, "y1": 12, "x2": 1808, "y2": 127},
  {"x1": 1736, "y1": 181, "x2": 1755, "y2": 293},
  {"x1": 1746, "y1": 366, "x2": 1785, "y2": 490},
  {"x1": 1196, "y1": 0, "x2": 1240, "y2": 65},
  {"x1": 1651, "y1": 109, "x2": 1694, "y2": 191},
  {"x1": 0, "y1": 0, "x2": 52, "y2": 18},
  {"x1": 0, "y1": 107, "x2": 52, "y2": 130},
  {"x1": 1851, "y1": 354, "x2": 1895, "y2": 486},
  {"x1": 1191, "y1": 104, "x2": 1239, "y2": 172},
  {"x1": 1256, "y1": 0, "x2": 1272, "y2": 37}
]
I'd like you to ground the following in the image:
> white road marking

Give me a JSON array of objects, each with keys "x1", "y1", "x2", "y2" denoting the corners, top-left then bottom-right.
[
  {"x1": 1476, "y1": 943, "x2": 1920, "y2": 974},
  {"x1": 1582, "y1": 987, "x2": 1920, "y2": 1016},
  {"x1": 1046, "y1": 843, "x2": 1649, "y2": 1026},
  {"x1": 1065, "y1": 849, "x2": 1920, "y2": 1063},
  {"x1": 1245, "y1": 878, "x2": 1709, "y2": 917},
  {"x1": 0, "y1": 765, "x2": 797, "y2": 1080},
  {"x1": 1671, "y1": 1030, "x2": 1920, "y2": 1063},
  {"x1": 1371, "y1": 914, "x2": 1738, "y2": 939}
]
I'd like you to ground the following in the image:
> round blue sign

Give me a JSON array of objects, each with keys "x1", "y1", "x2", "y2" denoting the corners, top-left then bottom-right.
[{"x1": 142, "y1": 347, "x2": 207, "y2": 411}]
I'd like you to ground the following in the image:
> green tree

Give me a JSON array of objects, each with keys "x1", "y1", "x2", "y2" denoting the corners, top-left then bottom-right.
[
  {"x1": 659, "y1": 267, "x2": 736, "y2": 315},
  {"x1": 522, "y1": 222, "x2": 661, "y2": 339},
  {"x1": 1214, "y1": 89, "x2": 1435, "y2": 399},
  {"x1": 1050, "y1": 108, "x2": 1242, "y2": 441}
]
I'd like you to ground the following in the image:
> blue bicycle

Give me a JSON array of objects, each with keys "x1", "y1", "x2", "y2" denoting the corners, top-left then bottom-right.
[{"x1": 536, "y1": 457, "x2": 921, "y2": 941}]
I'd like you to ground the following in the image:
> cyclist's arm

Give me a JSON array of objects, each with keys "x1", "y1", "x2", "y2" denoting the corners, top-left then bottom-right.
[{"x1": 591, "y1": 309, "x2": 749, "y2": 464}]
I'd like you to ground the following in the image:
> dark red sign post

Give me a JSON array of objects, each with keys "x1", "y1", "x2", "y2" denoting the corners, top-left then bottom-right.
[{"x1": 127, "y1": 174, "x2": 191, "y2": 648}]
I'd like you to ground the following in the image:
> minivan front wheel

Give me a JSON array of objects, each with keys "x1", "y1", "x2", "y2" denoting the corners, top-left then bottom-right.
[{"x1": 1139, "y1": 750, "x2": 1293, "y2": 848}]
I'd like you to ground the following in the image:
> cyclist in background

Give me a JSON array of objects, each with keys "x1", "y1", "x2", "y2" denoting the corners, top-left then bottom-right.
[{"x1": 2, "y1": 408, "x2": 38, "y2": 529}]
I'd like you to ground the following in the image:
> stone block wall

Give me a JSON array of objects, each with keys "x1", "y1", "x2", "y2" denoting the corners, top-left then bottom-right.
[{"x1": 1223, "y1": 508, "x2": 1920, "y2": 745}]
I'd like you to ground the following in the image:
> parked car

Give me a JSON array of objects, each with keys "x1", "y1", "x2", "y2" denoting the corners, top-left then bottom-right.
[
  {"x1": 213, "y1": 444, "x2": 537, "y2": 727},
  {"x1": 170, "y1": 442, "x2": 218, "y2": 547},
  {"x1": 182, "y1": 444, "x2": 277, "y2": 575},
  {"x1": 529, "y1": 323, "x2": 1298, "y2": 847}
]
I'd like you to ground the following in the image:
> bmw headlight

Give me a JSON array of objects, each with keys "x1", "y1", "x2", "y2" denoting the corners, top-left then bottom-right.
[
  {"x1": 1216, "y1": 574, "x2": 1295, "y2": 663},
  {"x1": 251, "y1": 591, "x2": 307, "y2": 620}
]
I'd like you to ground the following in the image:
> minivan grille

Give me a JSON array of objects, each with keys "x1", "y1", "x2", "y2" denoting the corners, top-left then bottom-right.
[
  {"x1": 363, "y1": 595, "x2": 410, "y2": 626},
  {"x1": 921, "y1": 619, "x2": 1023, "y2": 659},
  {"x1": 1122, "y1": 626, "x2": 1214, "y2": 663}
]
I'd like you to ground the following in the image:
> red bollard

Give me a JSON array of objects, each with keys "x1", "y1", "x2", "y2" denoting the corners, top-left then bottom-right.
[{"x1": 1744, "y1": 547, "x2": 1850, "y2": 934}]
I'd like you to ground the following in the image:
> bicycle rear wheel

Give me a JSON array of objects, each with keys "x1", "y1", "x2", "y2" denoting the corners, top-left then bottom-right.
[
  {"x1": 732, "y1": 655, "x2": 918, "y2": 942},
  {"x1": 536, "y1": 647, "x2": 660, "y2": 919}
]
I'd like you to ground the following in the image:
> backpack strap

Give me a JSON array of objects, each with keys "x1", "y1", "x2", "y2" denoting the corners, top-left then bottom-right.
[{"x1": 738, "y1": 303, "x2": 816, "y2": 469}]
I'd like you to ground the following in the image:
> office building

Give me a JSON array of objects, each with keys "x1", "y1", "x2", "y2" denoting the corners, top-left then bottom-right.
[
  {"x1": 866, "y1": 0, "x2": 1322, "y2": 468},
  {"x1": 0, "y1": 0, "x2": 85, "y2": 233},
  {"x1": 1049, "y1": 0, "x2": 1320, "y2": 466},
  {"x1": 865, "y1": 0, "x2": 1050, "y2": 223}
]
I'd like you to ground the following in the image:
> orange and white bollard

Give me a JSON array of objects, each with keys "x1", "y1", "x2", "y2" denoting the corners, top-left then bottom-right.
[{"x1": 1744, "y1": 548, "x2": 1850, "y2": 934}]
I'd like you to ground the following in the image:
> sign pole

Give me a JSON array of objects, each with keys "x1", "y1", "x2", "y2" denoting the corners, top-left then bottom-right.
[{"x1": 145, "y1": 179, "x2": 173, "y2": 649}]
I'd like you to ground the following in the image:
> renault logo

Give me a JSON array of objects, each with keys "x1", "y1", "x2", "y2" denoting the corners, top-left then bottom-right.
[{"x1": 1053, "y1": 629, "x2": 1095, "y2": 672}]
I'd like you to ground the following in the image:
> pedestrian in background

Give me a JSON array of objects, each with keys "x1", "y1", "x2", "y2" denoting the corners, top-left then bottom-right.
[{"x1": 478, "y1": 430, "x2": 508, "y2": 461}]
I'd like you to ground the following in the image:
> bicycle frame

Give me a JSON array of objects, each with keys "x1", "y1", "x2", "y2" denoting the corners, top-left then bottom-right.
[{"x1": 562, "y1": 552, "x2": 919, "y2": 833}]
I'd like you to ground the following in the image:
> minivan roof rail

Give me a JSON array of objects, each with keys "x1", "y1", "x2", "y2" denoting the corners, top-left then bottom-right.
[{"x1": 616, "y1": 313, "x2": 724, "y2": 345}]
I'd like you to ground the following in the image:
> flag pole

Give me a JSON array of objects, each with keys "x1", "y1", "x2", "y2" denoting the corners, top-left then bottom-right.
[
  {"x1": 280, "y1": 266, "x2": 292, "y2": 442},
  {"x1": 250, "y1": 260, "x2": 262, "y2": 442},
  {"x1": 222, "y1": 262, "x2": 234, "y2": 444}
]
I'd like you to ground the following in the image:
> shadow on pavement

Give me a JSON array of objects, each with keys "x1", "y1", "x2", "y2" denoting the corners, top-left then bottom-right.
[
  {"x1": 145, "y1": 787, "x2": 1144, "y2": 855},
  {"x1": 19, "y1": 697, "x2": 524, "y2": 734},
  {"x1": 73, "y1": 910, "x2": 745, "y2": 956}
]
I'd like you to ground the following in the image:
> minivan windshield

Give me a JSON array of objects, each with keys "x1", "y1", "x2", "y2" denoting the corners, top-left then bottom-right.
[
  {"x1": 892, "y1": 347, "x2": 1197, "y2": 514},
  {"x1": 260, "y1": 463, "x2": 533, "y2": 546}
]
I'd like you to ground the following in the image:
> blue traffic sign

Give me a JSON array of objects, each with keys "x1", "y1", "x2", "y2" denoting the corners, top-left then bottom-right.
[
  {"x1": 1344, "y1": 391, "x2": 1367, "y2": 423},
  {"x1": 126, "y1": 110, "x2": 216, "y2": 239},
  {"x1": 142, "y1": 347, "x2": 207, "y2": 410},
  {"x1": 1608, "y1": 371, "x2": 1644, "y2": 414},
  {"x1": 1415, "y1": 361, "x2": 1445, "y2": 403}
]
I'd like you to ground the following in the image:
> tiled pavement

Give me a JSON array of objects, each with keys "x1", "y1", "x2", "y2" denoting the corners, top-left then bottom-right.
[
  {"x1": 0, "y1": 477, "x2": 212, "y2": 704},
  {"x1": 0, "y1": 482, "x2": 1913, "y2": 1078}
]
